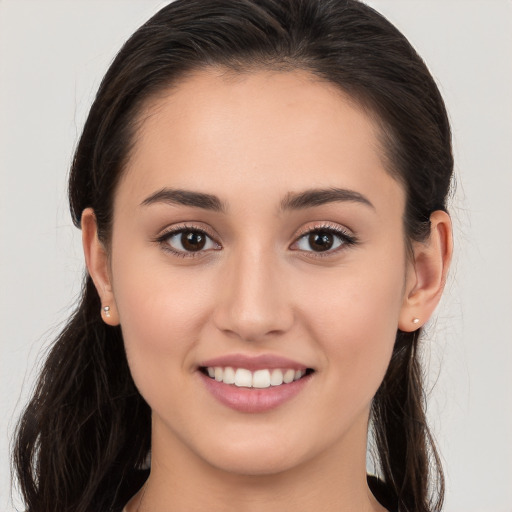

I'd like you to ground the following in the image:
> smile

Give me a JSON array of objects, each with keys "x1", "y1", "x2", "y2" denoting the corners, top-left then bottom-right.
[
  {"x1": 197, "y1": 354, "x2": 315, "y2": 412},
  {"x1": 202, "y1": 367, "x2": 310, "y2": 388}
]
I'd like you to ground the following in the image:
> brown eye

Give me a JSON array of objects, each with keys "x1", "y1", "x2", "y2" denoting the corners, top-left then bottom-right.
[
  {"x1": 292, "y1": 227, "x2": 356, "y2": 254},
  {"x1": 181, "y1": 231, "x2": 207, "y2": 251},
  {"x1": 162, "y1": 228, "x2": 219, "y2": 255},
  {"x1": 308, "y1": 231, "x2": 334, "y2": 252}
]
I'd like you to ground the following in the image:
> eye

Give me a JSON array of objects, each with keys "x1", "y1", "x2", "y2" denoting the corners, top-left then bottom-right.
[
  {"x1": 291, "y1": 225, "x2": 357, "y2": 254},
  {"x1": 157, "y1": 227, "x2": 220, "y2": 256}
]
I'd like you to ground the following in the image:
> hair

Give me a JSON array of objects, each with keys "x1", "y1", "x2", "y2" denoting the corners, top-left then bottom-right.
[{"x1": 13, "y1": 1, "x2": 453, "y2": 511}]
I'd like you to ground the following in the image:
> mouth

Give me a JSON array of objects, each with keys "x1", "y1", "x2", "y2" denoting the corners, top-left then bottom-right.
[
  {"x1": 199, "y1": 366, "x2": 315, "y2": 388},
  {"x1": 197, "y1": 354, "x2": 315, "y2": 412}
]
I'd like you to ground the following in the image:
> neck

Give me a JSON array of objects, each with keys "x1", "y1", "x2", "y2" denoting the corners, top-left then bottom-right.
[{"x1": 128, "y1": 412, "x2": 386, "y2": 512}]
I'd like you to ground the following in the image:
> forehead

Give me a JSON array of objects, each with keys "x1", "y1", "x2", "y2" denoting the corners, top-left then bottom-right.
[{"x1": 117, "y1": 68, "x2": 404, "y2": 217}]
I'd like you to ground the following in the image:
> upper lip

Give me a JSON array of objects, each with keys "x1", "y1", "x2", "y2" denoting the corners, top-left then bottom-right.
[{"x1": 199, "y1": 353, "x2": 310, "y2": 371}]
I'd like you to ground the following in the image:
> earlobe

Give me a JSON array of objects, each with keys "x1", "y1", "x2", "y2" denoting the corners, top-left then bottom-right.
[
  {"x1": 398, "y1": 210, "x2": 453, "y2": 332},
  {"x1": 81, "y1": 208, "x2": 120, "y2": 326}
]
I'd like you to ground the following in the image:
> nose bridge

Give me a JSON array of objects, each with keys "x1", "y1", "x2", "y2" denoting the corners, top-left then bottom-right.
[{"x1": 214, "y1": 239, "x2": 292, "y2": 341}]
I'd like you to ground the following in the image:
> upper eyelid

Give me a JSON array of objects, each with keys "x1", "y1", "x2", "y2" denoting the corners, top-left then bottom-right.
[
  {"x1": 290, "y1": 223, "x2": 358, "y2": 253},
  {"x1": 154, "y1": 221, "x2": 356, "y2": 248},
  {"x1": 156, "y1": 223, "x2": 219, "y2": 241},
  {"x1": 293, "y1": 222, "x2": 354, "y2": 239},
  {"x1": 155, "y1": 224, "x2": 221, "y2": 258}
]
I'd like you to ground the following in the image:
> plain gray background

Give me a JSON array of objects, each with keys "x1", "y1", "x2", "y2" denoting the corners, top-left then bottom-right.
[{"x1": 1, "y1": 1, "x2": 511, "y2": 510}]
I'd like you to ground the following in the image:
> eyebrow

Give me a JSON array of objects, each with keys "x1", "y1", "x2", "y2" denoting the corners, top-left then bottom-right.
[
  {"x1": 140, "y1": 186, "x2": 374, "y2": 213},
  {"x1": 141, "y1": 188, "x2": 226, "y2": 212},
  {"x1": 280, "y1": 187, "x2": 375, "y2": 211}
]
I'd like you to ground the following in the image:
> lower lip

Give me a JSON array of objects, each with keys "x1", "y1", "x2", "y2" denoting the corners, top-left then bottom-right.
[{"x1": 199, "y1": 372, "x2": 312, "y2": 413}]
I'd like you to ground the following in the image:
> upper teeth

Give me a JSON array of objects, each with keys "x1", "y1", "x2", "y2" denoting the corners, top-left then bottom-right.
[{"x1": 206, "y1": 367, "x2": 306, "y2": 388}]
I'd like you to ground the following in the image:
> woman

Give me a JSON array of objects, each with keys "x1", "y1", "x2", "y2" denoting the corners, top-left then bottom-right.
[{"x1": 13, "y1": 1, "x2": 453, "y2": 511}]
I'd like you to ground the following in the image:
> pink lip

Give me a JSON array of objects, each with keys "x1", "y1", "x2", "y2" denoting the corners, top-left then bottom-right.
[
  {"x1": 199, "y1": 353, "x2": 309, "y2": 371},
  {"x1": 199, "y1": 371, "x2": 312, "y2": 413}
]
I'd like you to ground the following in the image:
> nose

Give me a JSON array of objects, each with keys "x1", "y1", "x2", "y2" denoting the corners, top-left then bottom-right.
[{"x1": 212, "y1": 245, "x2": 294, "y2": 342}]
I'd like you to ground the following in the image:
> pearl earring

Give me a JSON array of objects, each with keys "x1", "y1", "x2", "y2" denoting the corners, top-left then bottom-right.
[
  {"x1": 103, "y1": 306, "x2": 111, "y2": 318},
  {"x1": 412, "y1": 317, "x2": 420, "y2": 324}
]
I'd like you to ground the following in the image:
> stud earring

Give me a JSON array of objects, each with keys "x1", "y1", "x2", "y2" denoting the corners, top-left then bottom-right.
[
  {"x1": 412, "y1": 317, "x2": 420, "y2": 324},
  {"x1": 103, "y1": 306, "x2": 111, "y2": 318}
]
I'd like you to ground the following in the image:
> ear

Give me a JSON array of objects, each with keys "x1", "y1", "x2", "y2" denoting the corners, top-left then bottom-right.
[
  {"x1": 398, "y1": 210, "x2": 453, "y2": 332},
  {"x1": 81, "y1": 208, "x2": 120, "y2": 326}
]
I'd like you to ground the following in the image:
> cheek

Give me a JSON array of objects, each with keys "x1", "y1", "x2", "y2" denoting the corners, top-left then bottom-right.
[
  {"x1": 296, "y1": 254, "x2": 405, "y2": 400},
  {"x1": 109, "y1": 244, "x2": 216, "y2": 383}
]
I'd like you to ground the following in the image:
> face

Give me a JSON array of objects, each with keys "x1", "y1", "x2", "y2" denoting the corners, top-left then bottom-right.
[{"x1": 105, "y1": 69, "x2": 413, "y2": 476}]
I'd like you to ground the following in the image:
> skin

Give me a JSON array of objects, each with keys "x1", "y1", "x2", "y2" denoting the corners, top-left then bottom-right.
[{"x1": 83, "y1": 69, "x2": 452, "y2": 512}]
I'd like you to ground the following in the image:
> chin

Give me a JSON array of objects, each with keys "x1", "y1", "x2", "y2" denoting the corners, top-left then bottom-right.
[
  {"x1": 205, "y1": 450, "x2": 303, "y2": 477},
  {"x1": 194, "y1": 430, "x2": 311, "y2": 477}
]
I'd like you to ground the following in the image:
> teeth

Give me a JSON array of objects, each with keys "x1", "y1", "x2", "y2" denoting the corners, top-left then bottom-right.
[
  {"x1": 223, "y1": 366, "x2": 236, "y2": 384},
  {"x1": 206, "y1": 366, "x2": 307, "y2": 388},
  {"x1": 252, "y1": 369, "x2": 271, "y2": 388},
  {"x1": 283, "y1": 369, "x2": 295, "y2": 384},
  {"x1": 234, "y1": 368, "x2": 252, "y2": 387},
  {"x1": 270, "y1": 368, "x2": 284, "y2": 386}
]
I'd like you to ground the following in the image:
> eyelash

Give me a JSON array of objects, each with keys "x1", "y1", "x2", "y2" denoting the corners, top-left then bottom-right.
[
  {"x1": 154, "y1": 222, "x2": 358, "y2": 259},
  {"x1": 292, "y1": 222, "x2": 358, "y2": 257},
  {"x1": 154, "y1": 223, "x2": 220, "y2": 259}
]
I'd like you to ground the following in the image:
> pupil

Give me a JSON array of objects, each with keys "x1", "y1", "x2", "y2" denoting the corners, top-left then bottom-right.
[
  {"x1": 309, "y1": 231, "x2": 333, "y2": 251},
  {"x1": 182, "y1": 231, "x2": 206, "y2": 251}
]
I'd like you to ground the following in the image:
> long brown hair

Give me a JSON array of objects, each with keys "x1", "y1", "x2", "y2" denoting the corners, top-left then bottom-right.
[{"x1": 13, "y1": 1, "x2": 453, "y2": 511}]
